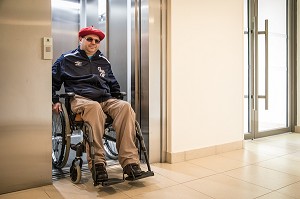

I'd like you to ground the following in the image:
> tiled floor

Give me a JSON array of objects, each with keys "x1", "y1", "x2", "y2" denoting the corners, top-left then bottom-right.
[{"x1": 1, "y1": 133, "x2": 300, "y2": 199}]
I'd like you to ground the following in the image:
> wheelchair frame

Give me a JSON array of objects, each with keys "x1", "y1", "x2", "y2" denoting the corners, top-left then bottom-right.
[{"x1": 52, "y1": 92, "x2": 154, "y2": 186}]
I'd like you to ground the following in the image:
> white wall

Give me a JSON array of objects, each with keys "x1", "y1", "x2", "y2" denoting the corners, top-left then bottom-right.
[
  {"x1": 167, "y1": 0, "x2": 244, "y2": 158},
  {"x1": 0, "y1": 0, "x2": 52, "y2": 194}
]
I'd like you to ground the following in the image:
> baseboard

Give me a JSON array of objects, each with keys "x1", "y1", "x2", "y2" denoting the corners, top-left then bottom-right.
[
  {"x1": 294, "y1": 126, "x2": 300, "y2": 133},
  {"x1": 166, "y1": 140, "x2": 244, "y2": 164}
]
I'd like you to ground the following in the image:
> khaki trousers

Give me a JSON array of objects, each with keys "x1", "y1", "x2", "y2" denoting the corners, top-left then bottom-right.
[{"x1": 70, "y1": 95, "x2": 140, "y2": 169}]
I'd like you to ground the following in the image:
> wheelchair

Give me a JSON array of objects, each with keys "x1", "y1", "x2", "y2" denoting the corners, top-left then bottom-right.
[{"x1": 52, "y1": 92, "x2": 154, "y2": 186}]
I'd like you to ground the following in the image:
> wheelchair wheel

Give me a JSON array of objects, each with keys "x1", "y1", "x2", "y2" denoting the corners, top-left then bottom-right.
[
  {"x1": 70, "y1": 163, "x2": 81, "y2": 184},
  {"x1": 103, "y1": 128, "x2": 118, "y2": 160},
  {"x1": 52, "y1": 104, "x2": 71, "y2": 169}
]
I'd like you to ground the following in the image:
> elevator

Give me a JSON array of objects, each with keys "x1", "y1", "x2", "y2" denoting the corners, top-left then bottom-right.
[{"x1": 51, "y1": 0, "x2": 165, "y2": 177}]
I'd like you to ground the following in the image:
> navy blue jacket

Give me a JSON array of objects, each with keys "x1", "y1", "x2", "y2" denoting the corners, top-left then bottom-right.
[{"x1": 52, "y1": 47, "x2": 120, "y2": 103}]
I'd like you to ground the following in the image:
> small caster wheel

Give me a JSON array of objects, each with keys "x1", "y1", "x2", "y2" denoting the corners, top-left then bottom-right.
[{"x1": 70, "y1": 161, "x2": 82, "y2": 184}]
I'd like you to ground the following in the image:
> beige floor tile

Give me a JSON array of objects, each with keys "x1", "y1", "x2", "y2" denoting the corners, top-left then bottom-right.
[
  {"x1": 130, "y1": 184, "x2": 213, "y2": 199},
  {"x1": 184, "y1": 174, "x2": 271, "y2": 199},
  {"x1": 187, "y1": 155, "x2": 247, "y2": 172},
  {"x1": 259, "y1": 139, "x2": 300, "y2": 151},
  {"x1": 39, "y1": 185, "x2": 65, "y2": 199},
  {"x1": 277, "y1": 181, "x2": 300, "y2": 199},
  {"x1": 224, "y1": 165, "x2": 300, "y2": 190},
  {"x1": 256, "y1": 157, "x2": 300, "y2": 177},
  {"x1": 266, "y1": 133, "x2": 300, "y2": 143},
  {"x1": 52, "y1": 191, "x2": 130, "y2": 199},
  {"x1": 112, "y1": 172, "x2": 178, "y2": 197},
  {"x1": 53, "y1": 178, "x2": 130, "y2": 199},
  {"x1": 0, "y1": 187, "x2": 53, "y2": 199},
  {"x1": 244, "y1": 141, "x2": 296, "y2": 157},
  {"x1": 219, "y1": 149, "x2": 274, "y2": 164},
  {"x1": 282, "y1": 151, "x2": 300, "y2": 162},
  {"x1": 151, "y1": 162, "x2": 216, "y2": 183},
  {"x1": 255, "y1": 191, "x2": 297, "y2": 199}
]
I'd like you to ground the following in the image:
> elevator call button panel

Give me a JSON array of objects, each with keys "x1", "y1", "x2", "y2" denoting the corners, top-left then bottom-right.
[{"x1": 43, "y1": 37, "x2": 53, "y2": 60}]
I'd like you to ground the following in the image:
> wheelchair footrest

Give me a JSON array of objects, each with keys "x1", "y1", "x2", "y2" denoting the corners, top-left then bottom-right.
[
  {"x1": 93, "y1": 171, "x2": 154, "y2": 186},
  {"x1": 125, "y1": 171, "x2": 154, "y2": 181}
]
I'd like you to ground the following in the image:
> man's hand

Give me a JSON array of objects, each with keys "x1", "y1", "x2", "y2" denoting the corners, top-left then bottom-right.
[{"x1": 52, "y1": 102, "x2": 62, "y2": 113}]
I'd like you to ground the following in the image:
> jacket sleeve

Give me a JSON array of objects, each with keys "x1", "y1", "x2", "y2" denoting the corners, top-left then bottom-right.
[
  {"x1": 52, "y1": 54, "x2": 64, "y2": 103},
  {"x1": 107, "y1": 65, "x2": 121, "y2": 93}
]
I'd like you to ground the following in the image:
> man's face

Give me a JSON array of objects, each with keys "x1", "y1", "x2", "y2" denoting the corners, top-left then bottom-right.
[{"x1": 79, "y1": 34, "x2": 101, "y2": 56}]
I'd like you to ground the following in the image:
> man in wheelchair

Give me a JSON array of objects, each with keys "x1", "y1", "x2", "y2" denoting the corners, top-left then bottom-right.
[{"x1": 52, "y1": 26, "x2": 151, "y2": 185}]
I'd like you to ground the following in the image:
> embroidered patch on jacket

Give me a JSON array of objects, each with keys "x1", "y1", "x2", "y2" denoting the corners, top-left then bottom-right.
[
  {"x1": 98, "y1": 67, "x2": 106, "y2": 77},
  {"x1": 74, "y1": 61, "x2": 82, "y2": 66}
]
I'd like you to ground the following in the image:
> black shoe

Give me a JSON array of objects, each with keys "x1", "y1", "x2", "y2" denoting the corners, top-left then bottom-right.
[
  {"x1": 92, "y1": 163, "x2": 108, "y2": 182},
  {"x1": 123, "y1": 163, "x2": 143, "y2": 177}
]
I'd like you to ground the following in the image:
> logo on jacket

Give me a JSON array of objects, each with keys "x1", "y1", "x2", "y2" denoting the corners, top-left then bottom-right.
[
  {"x1": 98, "y1": 67, "x2": 106, "y2": 77},
  {"x1": 74, "y1": 61, "x2": 82, "y2": 66}
]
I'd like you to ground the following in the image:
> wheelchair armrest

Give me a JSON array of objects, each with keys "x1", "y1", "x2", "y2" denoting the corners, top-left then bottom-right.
[
  {"x1": 57, "y1": 93, "x2": 75, "y2": 115},
  {"x1": 111, "y1": 92, "x2": 127, "y2": 99},
  {"x1": 59, "y1": 92, "x2": 75, "y2": 98}
]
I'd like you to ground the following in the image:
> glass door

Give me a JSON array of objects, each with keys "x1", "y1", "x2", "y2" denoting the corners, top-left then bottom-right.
[{"x1": 244, "y1": 0, "x2": 291, "y2": 139}]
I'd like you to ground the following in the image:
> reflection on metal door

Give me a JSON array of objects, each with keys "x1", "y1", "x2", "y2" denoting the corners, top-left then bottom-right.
[{"x1": 244, "y1": 0, "x2": 291, "y2": 139}]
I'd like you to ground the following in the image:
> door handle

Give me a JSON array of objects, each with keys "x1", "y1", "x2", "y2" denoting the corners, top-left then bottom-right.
[{"x1": 258, "y1": 19, "x2": 269, "y2": 110}]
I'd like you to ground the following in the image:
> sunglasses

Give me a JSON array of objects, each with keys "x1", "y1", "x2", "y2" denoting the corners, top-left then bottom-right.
[{"x1": 84, "y1": 37, "x2": 100, "y2": 44}]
